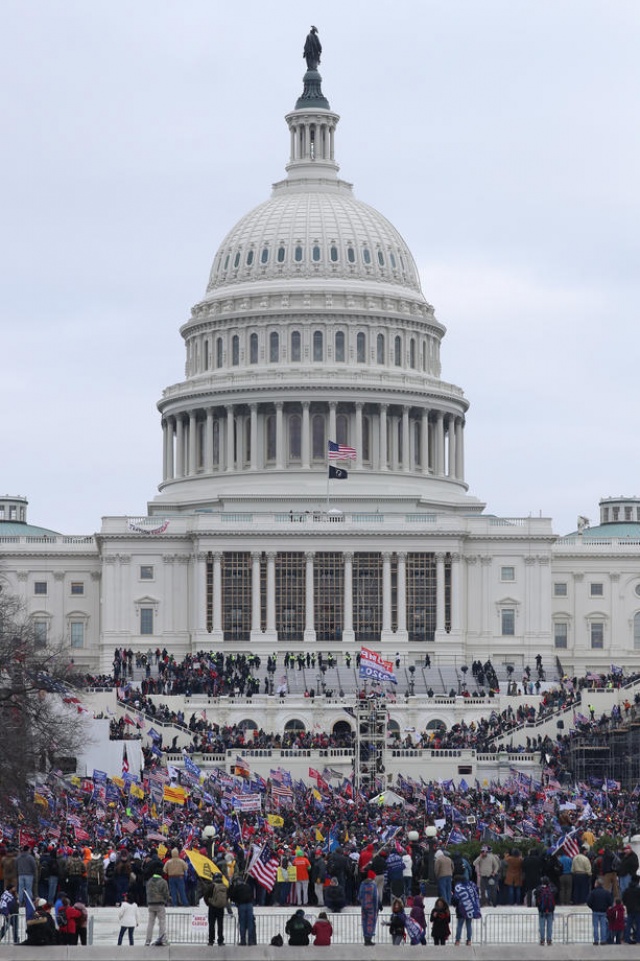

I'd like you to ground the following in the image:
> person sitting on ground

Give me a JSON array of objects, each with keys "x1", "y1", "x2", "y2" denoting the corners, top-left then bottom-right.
[
  {"x1": 310, "y1": 910, "x2": 333, "y2": 945},
  {"x1": 285, "y1": 907, "x2": 313, "y2": 946},
  {"x1": 23, "y1": 900, "x2": 57, "y2": 946},
  {"x1": 323, "y1": 876, "x2": 347, "y2": 913}
]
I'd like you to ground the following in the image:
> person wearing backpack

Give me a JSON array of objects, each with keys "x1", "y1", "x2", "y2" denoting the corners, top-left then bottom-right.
[
  {"x1": 535, "y1": 875, "x2": 557, "y2": 946},
  {"x1": 285, "y1": 907, "x2": 313, "y2": 946},
  {"x1": 203, "y1": 876, "x2": 228, "y2": 946}
]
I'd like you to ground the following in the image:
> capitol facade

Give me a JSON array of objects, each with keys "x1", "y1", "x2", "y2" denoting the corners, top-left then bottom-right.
[{"x1": 3, "y1": 43, "x2": 640, "y2": 748}]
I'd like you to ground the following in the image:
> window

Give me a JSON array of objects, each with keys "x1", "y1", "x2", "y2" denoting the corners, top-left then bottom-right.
[
  {"x1": 313, "y1": 330, "x2": 323, "y2": 362},
  {"x1": 233, "y1": 251, "x2": 240, "y2": 268},
  {"x1": 394, "y1": 336, "x2": 402, "y2": 366},
  {"x1": 356, "y1": 332, "x2": 366, "y2": 363},
  {"x1": 232, "y1": 335, "x2": 239, "y2": 366},
  {"x1": 312, "y1": 245, "x2": 321, "y2": 262},
  {"x1": 291, "y1": 330, "x2": 301, "y2": 362},
  {"x1": 312, "y1": 414, "x2": 325, "y2": 460},
  {"x1": 249, "y1": 332, "x2": 258, "y2": 364},
  {"x1": 140, "y1": 566, "x2": 154, "y2": 580},
  {"x1": 330, "y1": 245, "x2": 339, "y2": 263},
  {"x1": 501, "y1": 608, "x2": 515, "y2": 636},
  {"x1": 377, "y1": 249, "x2": 385, "y2": 266},
  {"x1": 246, "y1": 249, "x2": 254, "y2": 266},
  {"x1": 289, "y1": 415, "x2": 301, "y2": 461},
  {"x1": 390, "y1": 252, "x2": 397, "y2": 268},
  {"x1": 33, "y1": 619, "x2": 48, "y2": 646},
  {"x1": 294, "y1": 245, "x2": 303, "y2": 263},
  {"x1": 362, "y1": 247, "x2": 371, "y2": 264},
  {"x1": 70, "y1": 622, "x2": 85, "y2": 648},
  {"x1": 260, "y1": 247, "x2": 269, "y2": 264},
  {"x1": 590, "y1": 622, "x2": 604, "y2": 649},
  {"x1": 269, "y1": 332, "x2": 279, "y2": 363},
  {"x1": 347, "y1": 246, "x2": 355, "y2": 264},
  {"x1": 140, "y1": 608, "x2": 154, "y2": 635},
  {"x1": 34, "y1": 582, "x2": 47, "y2": 595},
  {"x1": 501, "y1": 566, "x2": 515, "y2": 582},
  {"x1": 590, "y1": 583, "x2": 604, "y2": 597},
  {"x1": 554, "y1": 582, "x2": 568, "y2": 597},
  {"x1": 70, "y1": 582, "x2": 84, "y2": 596},
  {"x1": 409, "y1": 338, "x2": 416, "y2": 369},
  {"x1": 554, "y1": 622, "x2": 568, "y2": 649},
  {"x1": 277, "y1": 245, "x2": 286, "y2": 263},
  {"x1": 376, "y1": 333, "x2": 385, "y2": 365},
  {"x1": 266, "y1": 415, "x2": 276, "y2": 461},
  {"x1": 335, "y1": 331, "x2": 345, "y2": 362}
]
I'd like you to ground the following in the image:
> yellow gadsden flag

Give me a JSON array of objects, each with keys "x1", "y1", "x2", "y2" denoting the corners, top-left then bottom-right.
[
  {"x1": 267, "y1": 814, "x2": 284, "y2": 828},
  {"x1": 184, "y1": 849, "x2": 229, "y2": 886}
]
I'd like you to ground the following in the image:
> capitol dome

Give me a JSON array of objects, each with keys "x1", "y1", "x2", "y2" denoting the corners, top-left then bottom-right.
[{"x1": 152, "y1": 53, "x2": 479, "y2": 517}]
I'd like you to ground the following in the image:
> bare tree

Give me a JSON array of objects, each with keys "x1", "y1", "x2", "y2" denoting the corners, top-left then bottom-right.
[{"x1": 0, "y1": 585, "x2": 88, "y2": 823}]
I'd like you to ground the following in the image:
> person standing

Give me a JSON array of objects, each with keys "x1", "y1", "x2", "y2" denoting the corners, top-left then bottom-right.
[
  {"x1": 358, "y1": 870, "x2": 379, "y2": 946},
  {"x1": 618, "y1": 843, "x2": 639, "y2": 898},
  {"x1": 622, "y1": 874, "x2": 640, "y2": 944},
  {"x1": 164, "y1": 848, "x2": 188, "y2": 907},
  {"x1": 571, "y1": 845, "x2": 592, "y2": 905},
  {"x1": 607, "y1": 897, "x2": 626, "y2": 944},
  {"x1": 117, "y1": 892, "x2": 139, "y2": 946},
  {"x1": 202, "y1": 875, "x2": 228, "y2": 947},
  {"x1": 144, "y1": 869, "x2": 170, "y2": 946},
  {"x1": 0, "y1": 885, "x2": 18, "y2": 944},
  {"x1": 434, "y1": 849, "x2": 454, "y2": 905},
  {"x1": 311, "y1": 851, "x2": 327, "y2": 907},
  {"x1": 473, "y1": 845, "x2": 500, "y2": 907},
  {"x1": 15, "y1": 845, "x2": 37, "y2": 908},
  {"x1": 534, "y1": 875, "x2": 556, "y2": 946},
  {"x1": 293, "y1": 847, "x2": 311, "y2": 906},
  {"x1": 430, "y1": 896, "x2": 451, "y2": 945},
  {"x1": 451, "y1": 877, "x2": 481, "y2": 946},
  {"x1": 228, "y1": 873, "x2": 256, "y2": 946},
  {"x1": 587, "y1": 878, "x2": 613, "y2": 945}
]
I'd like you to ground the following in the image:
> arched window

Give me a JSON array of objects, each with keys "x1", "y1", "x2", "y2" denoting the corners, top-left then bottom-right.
[
  {"x1": 266, "y1": 415, "x2": 276, "y2": 462},
  {"x1": 269, "y1": 332, "x2": 279, "y2": 363},
  {"x1": 216, "y1": 337, "x2": 223, "y2": 368},
  {"x1": 376, "y1": 333, "x2": 385, "y2": 365},
  {"x1": 312, "y1": 245, "x2": 321, "y2": 262},
  {"x1": 291, "y1": 330, "x2": 301, "y2": 362},
  {"x1": 246, "y1": 249, "x2": 254, "y2": 266},
  {"x1": 363, "y1": 247, "x2": 371, "y2": 265},
  {"x1": 362, "y1": 416, "x2": 371, "y2": 462},
  {"x1": 409, "y1": 338, "x2": 416, "y2": 369},
  {"x1": 347, "y1": 246, "x2": 355, "y2": 264},
  {"x1": 289, "y1": 415, "x2": 301, "y2": 461},
  {"x1": 312, "y1": 414, "x2": 325, "y2": 460},
  {"x1": 294, "y1": 245, "x2": 304, "y2": 263},
  {"x1": 249, "y1": 333, "x2": 258, "y2": 364},
  {"x1": 422, "y1": 341, "x2": 427, "y2": 371},
  {"x1": 330, "y1": 245, "x2": 339, "y2": 262},
  {"x1": 313, "y1": 330, "x2": 323, "y2": 362},
  {"x1": 223, "y1": 253, "x2": 230, "y2": 271},
  {"x1": 377, "y1": 249, "x2": 385, "y2": 266},
  {"x1": 244, "y1": 416, "x2": 251, "y2": 464},
  {"x1": 260, "y1": 247, "x2": 269, "y2": 264},
  {"x1": 232, "y1": 335, "x2": 239, "y2": 366},
  {"x1": 277, "y1": 245, "x2": 286, "y2": 263},
  {"x1": 390, "y1": 252, "x2": 397, "y2": 269},
  {"x1": 397, "y1": 417, "x2": 403, "y2": 463},
  {"x1": 233, "y1": 251, "x2": 241, "y2": 268},
  {"x1": 204, "y1": 339, "x2": 210, "y2": 370},
  {"x1": 394, "y1": 335, "x2": 402, "y2": 366},
  {"x1": 335, "y1": 330, "x2": 345, "y2": 362},
  {"x1": 336, "y1": 413, "x2": 349, "y2": 446},
  {"x1": 284, "y1": 719, "x2": 306, "y2": 733},
  {"x1": 356, "y1": 332, "x2": 366, "y2": 363}
]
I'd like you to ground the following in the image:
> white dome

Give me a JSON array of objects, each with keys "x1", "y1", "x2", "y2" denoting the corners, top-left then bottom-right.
[{"x1": 206, "y1": 185, "x2": 423, "y2": 297}]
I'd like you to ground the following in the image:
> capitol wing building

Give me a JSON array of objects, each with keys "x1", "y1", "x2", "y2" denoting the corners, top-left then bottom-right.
[{"x1": 3, "y1": 46, "x2": 640, "y2": 747}]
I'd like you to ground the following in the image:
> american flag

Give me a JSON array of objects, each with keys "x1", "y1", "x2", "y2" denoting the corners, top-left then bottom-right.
[
  {"x1": 328, "y1": 440, "x2": 357, "y2": 460},
  {"x1": 248, "y1": 844, "x2": 278, "y2": 891},
  {"x1": 552, "y1": 829, "x2": 580, "y2": 858}
]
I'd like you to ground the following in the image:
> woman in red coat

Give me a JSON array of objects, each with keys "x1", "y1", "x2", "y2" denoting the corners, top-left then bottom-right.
[
  {"x1": 57, "y1": 897, "x2": 84, "y2": 945},
  {"x1": 311, "y1": 911, "x2": 333, "y2": 946}
]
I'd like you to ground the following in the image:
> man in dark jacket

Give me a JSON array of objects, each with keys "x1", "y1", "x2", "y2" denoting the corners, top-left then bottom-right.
[
  {"x1": 623, "y1": 874, "x2": 640, "y2": 944},
  {"x1": 522, "y1": 849, "x2": 544, "y2": 907},
  {"x1": 587, "y1": 878, "x2": 613, "y2": 945},
  {"x1": 285, "y1": 908, "x2": 313, "y2": 946},
  {"x1": 618, "y1": 844, "x2": 639, "y2": 897},
  {"x1": 228, "y1": 876, "x2": 256, "y2": 946}
]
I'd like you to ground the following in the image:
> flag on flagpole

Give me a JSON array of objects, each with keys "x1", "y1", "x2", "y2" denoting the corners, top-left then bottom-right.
[
  {"x1": 248, "y1": 843, "x2": 279, "y2": 891},
  {"x1": 328, "y1": 465, "x2": 348, "y2": 480},
  {"x1": 328, "y1": 440, "x2": 357, "y2": 460},
  {"x1": 24, "y1": 890, "x2": 36, "y2": 921},
  {"x1": 122, "y1": 744, "x2": 129, "y2": 775},
  {"x1": 358, "y1": 646, "x2": 398, "y2": 685}
]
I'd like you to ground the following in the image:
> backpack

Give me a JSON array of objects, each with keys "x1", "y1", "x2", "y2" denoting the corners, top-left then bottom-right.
[
  {"x1": 452, "y1": 854, "x2": 470, "y2": 881},
  {"x1": 208, "y1": 883, "x2": 228, "y2": 909},
  {"x1": 57, "y1": 907, "x2": 68, "y2": 928},
  {"x1": 537, "y1": 885, "x2": 555, "y2": 914}
]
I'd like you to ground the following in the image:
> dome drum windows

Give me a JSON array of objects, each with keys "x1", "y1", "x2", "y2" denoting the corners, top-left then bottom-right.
[
  {"x1": 313, "y1": 330, "x2": 324, "y2": 362},
  {"x1": 260, "y1": 247, "x2": 269, "y2": 264},
  {"x1": 356, "y1": 332, "x2": 366, "y2": 363},
  {"x1": 335, "y1": 330, "x2": 345, "y2": 362}
]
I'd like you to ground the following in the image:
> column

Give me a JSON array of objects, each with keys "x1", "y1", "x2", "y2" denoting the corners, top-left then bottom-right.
[
  {"x1": 265, "y1": 552, "x2": 277, "y2": 639},
  {"x1": 226, "y1": 405, "x2": 234, "y2": 472},
  {"x1": 328, "y1": 402, "x2": 337, "y2": 443},
  {"x1": 304, "y1": 552, "x2": 316, "y2": 642},
  {"x1": 188, "y1": 412, "x2": 197, "y2": 475},
  {"x1": 456, "y1": 417, "x2": 464, "y2": 480},
  {"x1": 275, "y1": 403, "x2": 284, "y2": 470},
  {"x1": 251, "y1": 552, "x2": 262, "y2": 638},
  {"x1": 435, "y1": 411, "x2": 445, "y2": 476},
  {"x1": 355, "y1": 403, "x2": 363, "y2": 470},
  {"x1": 448, "y1": 415, "x2": 457, "y2": 478},
  {"x1": 193, "y1": 553, "x2": 208, "y2": 640},
  {"x1": 421, "y1": 410, "x2": 429, "y2": 474},
  {"x1": 435, "y1": 552, "x2": 446, "y2": 634},
  {"x1": 343, "y1": 552, "x2": 355, "y2": 642},
  {"x1": 396, "y1": 552, "x2": 407, "y2": 639},
  {"x1": 382, "y1": 552, "x2": 392, "y2": 636},
  {"x1": 302, "y1": 401, "x2": 311, "y2": 469},
  {"x1": 176, "y1": 416, "x2": 185, "y2": 478},
  {"x1": 212, "y1": 552, "x2": 223, "y2": 640},
  {"x1": 162, "y1": 420, "x2": 169, "y2": 482},
  {"x1": 250, "y1": 404, "x2": 258, "y2": 470},
  {"x1": 402, "y1": 407, "x2": 410, "y2": 472},
  {"x1": 450, "y1": 552, "x2": 461, "y2": 635},
  {"x1": 379, "y1": 404, "x2": 388, "y2": 470},
  {"x1": 204, "y1": 408, "x2": 214, "y2": 473}
]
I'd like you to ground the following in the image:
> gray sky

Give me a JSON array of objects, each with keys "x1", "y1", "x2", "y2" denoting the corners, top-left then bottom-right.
[{"x1": 1, "y1": 1, "x2": 639, "y2": 536}]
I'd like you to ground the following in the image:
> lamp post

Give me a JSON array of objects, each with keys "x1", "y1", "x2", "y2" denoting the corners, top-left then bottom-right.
[
  {"x1": 425, "y1": 825, "x2": 438, "y2": 895},
  {"x1": 202, "y1": 824, "x2": 217, "y2": 860},
  {"x1": 408, "y1": 665, "x2": 415, "y2": 696}
]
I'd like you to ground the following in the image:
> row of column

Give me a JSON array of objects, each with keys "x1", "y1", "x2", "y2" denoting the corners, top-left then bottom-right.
[
  {"x1": 195, "y1": 551, "x2": 461, "y2": 642},
  {"x1": 161, "y1": 402, "x2": 465, "y2": 482}
]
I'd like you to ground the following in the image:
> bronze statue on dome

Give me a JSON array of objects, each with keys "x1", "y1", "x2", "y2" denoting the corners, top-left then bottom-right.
[{"x1": 303, "y1": 26, "x2": 322, "y2": 71}]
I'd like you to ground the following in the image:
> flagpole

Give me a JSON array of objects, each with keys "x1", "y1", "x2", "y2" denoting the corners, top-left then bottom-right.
[{"x1": 326, "y1": 467, "x2": 331, "y2": 510}]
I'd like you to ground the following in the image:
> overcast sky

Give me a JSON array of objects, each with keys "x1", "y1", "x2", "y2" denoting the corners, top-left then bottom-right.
[{"x1": 1, "y1": 1, "x2": 639, "y2": 536}]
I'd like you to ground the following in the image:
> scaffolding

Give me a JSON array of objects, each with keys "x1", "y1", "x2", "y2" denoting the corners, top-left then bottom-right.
[
  {"x1": 354, "y1": 699, "x2": 388, "y2": 795},
  {"x1": 568, "y1": 722, "x2": 640, "y2": 789}
]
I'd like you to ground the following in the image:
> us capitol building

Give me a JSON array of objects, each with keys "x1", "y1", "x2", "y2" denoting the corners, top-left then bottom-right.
[{"x1": 2, "y1": 37, "x2": 640, "y2": 779}]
